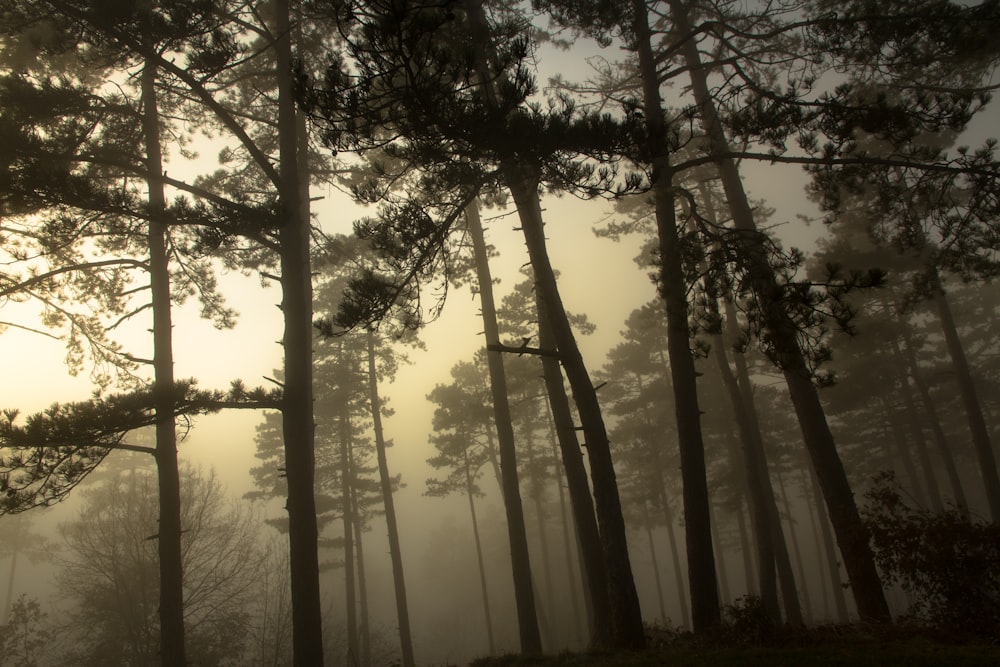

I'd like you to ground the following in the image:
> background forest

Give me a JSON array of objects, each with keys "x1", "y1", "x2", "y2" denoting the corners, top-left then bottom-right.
[{"x1": 1, "y1": 1, "x2": 999, "y2": 666}]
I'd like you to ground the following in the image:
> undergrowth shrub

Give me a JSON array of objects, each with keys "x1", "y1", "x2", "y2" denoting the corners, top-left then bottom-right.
[
  {"x1": 723, "y1": 595, "x2": 774, "y2": 645},
  {"x1": 862, "y1": 471, "x2": 1000, "y2": 639}
]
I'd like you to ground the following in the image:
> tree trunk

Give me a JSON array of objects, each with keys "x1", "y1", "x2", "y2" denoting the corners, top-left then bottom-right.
[
  {"x1": 545, "y1": 407, "x2": 586, "y2": 646},
  {"x1": 535, "y1": 287, "x2": 612, "y2": 647},
  {"x1": 773, "y1": 467, "x2": 812, "y2": 621},
  {"x1": 351, "y1": 480, "x2": 372, "y2": 667},
  {"x1": 708, "y1": 499, "x2": 730, "y2": 606},
  {"x1": 366, "y1": 332, "x2": 415, "y2": 667},
  {"x1": 465, "y1": 448, "x2": 497, "y2": 656},
  {"x1": 932, "y1": 277, "x2": 1000, "y2": 521},
  {"x1": 505, "y1": 167, "x2": 645, "y2": 648},
  {"x1": 463, "y1": 202, "x2": 542, "y2": 653},
  {"x1": 883, "y1": 398, "x2": 928, "y2": 505},
  {"x1": 722, "y1": 302, "x2": 803, "y2": 625},
  {"x1": 642, "y1": 498, "x2": 668, "y2": 622},
  {"x1": 632, "y1": 0, "x2": 720, "y2": 631},
  {"x1": 276, "y1": 1, "x2": 324, "y2": 662},
  {"x1": 808, "y1": 465, "x2": 849, "y2": 622},
  {"x1": 339, "y1": 401, "x2": 359, "y2": 665},
  {"x1": 141, "y1": 55, "x2": 186, "y2": 667},
  {"x1": 900, "y1": 327, "x2": 969, "y2": 516},
  {"x1": 735, "y1": 495, "x2": 757, "y2": 598},
  {"x1": 666, "y1": 0, "x2": 889, "y2": 622},
  {"x1": 659, "y1": 484, "x2": 691, "y2": 629},
  {"x1": 713, "y1": 334, "x2": 780, "y2": 621},
  {"x1": 526, "y1": 440, "x2": 557, "y2": 647},
  {"x1": 891, "y1": 345, "x2": 944, "y2": 512}
]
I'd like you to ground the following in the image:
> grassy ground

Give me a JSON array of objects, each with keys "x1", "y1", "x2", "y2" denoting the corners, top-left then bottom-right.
[{"x1": 469, "y1": 626, "x2": 1000, "y2": 667}]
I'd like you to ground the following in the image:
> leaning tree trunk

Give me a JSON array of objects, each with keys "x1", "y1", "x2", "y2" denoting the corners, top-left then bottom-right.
[
  {"x1": 931, "y1": 274, "x2": 1000, "y2": 521},
  {"x1": 535, "y1": 288, "x2": 612, "y2": 647},
  {"x1": 275, "y1": 1, "x2": 324, "y2": 662},
  {"x1": 899, "y1": 327, "x2": 969, "y2": 516},
  {"x1": 666, "y1": 0, "x2": 890, "y2": 623},
  {"x1": 141, "y1": 55, "x2": 186, "y2": 667},
  {"x1": 631, "y1": 0, "x2": 720, "y2": 631},
  {"x1": 366, "y1": 332, "x2": 415, "y2": 667},
  {"x1": 464, "y1": 0, "x2": 642, "y2": 646},
  {"x1": 807, "y1": 465, "x2": 849, "y2": 622},
  {"x1": 543, "y1": 406, "x2": 586, "y2": 645},
  {"x1": 723, "y1": 300, "x2": 804, "y2": 625},
  {"x1": 713, "y1": 332, "x2": 780, "y2": 622},
  {"x1": 504, "y1": 166, "x2": 646, "y2": 649},
  {"x1": 464, "y1": 202, "x2": 542, "y2": 653}
]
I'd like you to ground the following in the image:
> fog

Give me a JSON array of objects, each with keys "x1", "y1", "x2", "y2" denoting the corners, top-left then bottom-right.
[{"x1": 2, "y1": 1, "x2": 999, "y2": 666}]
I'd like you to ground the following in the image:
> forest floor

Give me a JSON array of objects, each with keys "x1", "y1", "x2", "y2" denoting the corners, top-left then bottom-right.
[{"x1": 467, "y1": 624, "x2": 1000, "y2": 666}]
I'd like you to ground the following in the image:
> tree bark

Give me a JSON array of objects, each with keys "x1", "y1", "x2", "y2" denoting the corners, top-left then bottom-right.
[
  {"x1": 463, "y1": 202, "x2": 542, "y2": 653},
  {"x1": 659, "y1": 484, "x2": 690, "y2": 629},
  {"x1": 366, "y1": 332, "x2": 415, "y2": 667},
  {"x1": 544, "y1": 407, "x2": 586, "y2": 646},
  {"x1": 141, "y1": 55, "x2": 186, "y2": 667},
  {"x1": 642, "y1": 497, "x2": 668, "y2": 622},
  {"x1": 535, "y1": 287, "x2": 612, "y2": 647},
  {"x1": 632, "y1": 0, "x2": 720, "y2": 631},
  {"x1": 713, "y1": 334, "x2": 780, "y2": 621},
  {"x1": 721, "y1": 301, "x2": 804, "y2": 625},
  {"x1": 351, "y1": 479, "x2": 372, "y2": 667},
  {"x1": 708, "y1": 499, "x2": 730, "y2": 605},
  {"x1": 339, "y1": 400, "x2": 359, "y2": 665},
  {"x1": 932, "y1": 276, "x2": 1000, "y2": 521},
  {"x1": 665, "y1": 0, "x2": 889, "y2": 622},
  {"x1": 891, "y1": 341, "x2": 944, "y2": 512},
  {"x1": 464, "y1": 447, "x2": 497, "y2": 655},
  {"x1": 900, "y1": 328, "x2": 969, "y2": 516},
  {"x1": 505, "y1": 167, "x2": 646, "y2": 648},
  {"x1": 807, "y1": 466, "x2": 849, "y2": 622},
  {"x1": 275, "y1": 1, "x2": 324, "y2": 663}
]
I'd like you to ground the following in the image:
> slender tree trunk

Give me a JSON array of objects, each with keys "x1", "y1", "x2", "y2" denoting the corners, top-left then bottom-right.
[
  {"x1": 808, "y1": 466, "x2": 849, "y2": 622},
  {"x1": 465, "y1": 449, "x2": 497, "y2": 656},
  {"x1": 463, "y1": 202, "x2": 542, "y2": 653},
  {"x1": 505, "y1": 167, "x2": 645, "y2": 648},
  {"x1": 2, "y1": 520, "x2": 22, "y2": 625},
  {"x1": 891, "y1": 344, "x2": 944, "y2": 512},
  {"x1": 535, "y1": 289, "x2": 612, "y2": 647},
  {"x1": 720, "y1": 300, "x2": 804, "y2": 624},
  {"x1": 932, "y1": 277, "x2": 1000, "y2": 520},
  {"x1": 463, "y1": 0, "x2": 643, "y2": 644},
  {"x1": 632, "y1": 0, "x2": 720, "y2": 631},
  {"x1": 900, "y1": 328, "x2": 969, "y2": 516},
  {"x1": 736, "y1": 495, "x2": 757, "y2": 597},
  {"x1": 141, "y1": 55, "x2": 186, "y2": 667},
  {"x1": 545, "y1": 407, "x2": 586, "y2": 646},
  {"x1": 351, "y1": 481, "x2": 372, "y2": 667},
  {"x1": 339, "y1": 398, "x2": 359, "y2": 665},
  {"x1": 708, "y1": 499, "x2": 731, "y2": 606},
  {"x1": 642, "y1": 498, "x2": 668, "y2": 622},
  {"x1": 882, "y1": 399, "x2": 928, "y2": 505},
  {"x1": 526, "y1": 441, "x2": 557, "y2": 647},
  {"x1": 366, "y1": 332, "x2": 415, "y2": 667},
  {"x1": 773, "y1": 467, "x2": 812, "y2": 621},
  {"x1": 658, "y1": 482, "x2": 691, "y2": 629},
  {"x1": 276, "y1": 1, "x2": 324, "y2": 662},
  {"x1": 714, "y1": 334, "x2": 779, "y2": 620},
  {"x1": 666, "y1": 0, "x2": 889, "y2": 621},
  {"x1": 801, "y1": 472, "x2": 827, "y2": 622}
]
